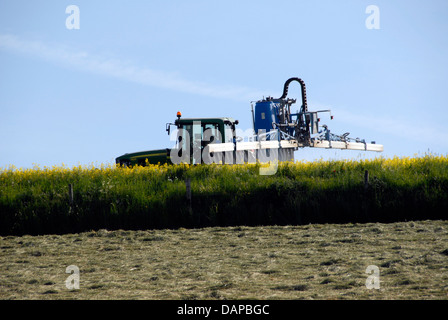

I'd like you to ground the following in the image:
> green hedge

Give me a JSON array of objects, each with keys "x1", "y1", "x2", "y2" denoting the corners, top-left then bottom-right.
[{"x1": 1, "y1": 156, "x2": 447, "y2": 235}]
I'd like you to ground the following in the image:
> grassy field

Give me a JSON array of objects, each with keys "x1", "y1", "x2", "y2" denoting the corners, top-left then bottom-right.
[{"x1": 1, "y1": 220, "x2": 448, "y2": 300}]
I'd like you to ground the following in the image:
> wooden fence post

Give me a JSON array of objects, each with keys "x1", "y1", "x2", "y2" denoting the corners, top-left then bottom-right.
[
  {"x1": 364, "y1": 170, "x2": 369, "y2": 191},
  {"x1": 68, "y1": 183, "x2": 74, "y2": 205},
  {"x1": 185, "y1": 179, "x2": 191, "y2": 207}
]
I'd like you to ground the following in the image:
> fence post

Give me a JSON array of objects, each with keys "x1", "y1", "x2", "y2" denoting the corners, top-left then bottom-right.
[
  {"x1": 68, "y1": 183, "x2": 74, "y2": 205},
  {"x1": 364, "y1": 170, "x2": 369, "y2": 191},
  {"x1": 185, "y1": 179, "x2": 191, "y2": 206}
]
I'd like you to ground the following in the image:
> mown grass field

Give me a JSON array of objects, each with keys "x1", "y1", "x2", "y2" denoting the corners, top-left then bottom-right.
[{"x1": 1, "y1": 220, "x2": 448, "y2": 300}]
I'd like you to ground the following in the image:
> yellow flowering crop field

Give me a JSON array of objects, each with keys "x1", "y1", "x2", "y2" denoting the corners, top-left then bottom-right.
[{"x1": 1, "y1": 155, "x2": 447, "y2": 236}]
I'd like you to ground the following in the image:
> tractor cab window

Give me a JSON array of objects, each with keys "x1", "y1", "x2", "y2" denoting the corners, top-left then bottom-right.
[
  {"x1": 224, "y1": 123, "x2": 235, "y2": 143},
  {"x1": 179, "y1": 124, "x2": 192, "y2": 157},
  {"x1": 203, "y1": 123, "x2": 221, "y2": 144},
  {"x1": 180, "y1": 123, "x2": 222, "y2": 145},
  {"x1": 178, "y1": 123, "x2": 201, "y2": 164},
  {"x1": 179, "y1": 122, "x2": 223, "y2": 164}
]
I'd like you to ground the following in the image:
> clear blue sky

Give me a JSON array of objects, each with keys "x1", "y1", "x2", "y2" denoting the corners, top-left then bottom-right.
[{"x1": 1, "y1": 0, "x2": 447, "y2": 168}]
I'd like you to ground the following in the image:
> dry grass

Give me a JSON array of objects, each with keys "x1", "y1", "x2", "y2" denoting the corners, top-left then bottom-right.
[{"x1": 1, "y1": 220, "x2": 448, "y2": 300}]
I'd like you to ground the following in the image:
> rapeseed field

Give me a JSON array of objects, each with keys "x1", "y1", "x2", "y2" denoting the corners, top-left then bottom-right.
[{"x1": 1, "y1": 155, "x2": 447, "y2": 235}]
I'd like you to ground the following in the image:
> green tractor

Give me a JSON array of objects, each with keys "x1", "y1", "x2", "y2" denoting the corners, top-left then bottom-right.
[{"x1": 115, "y1": 112, "x2": 240, "y2": 167}]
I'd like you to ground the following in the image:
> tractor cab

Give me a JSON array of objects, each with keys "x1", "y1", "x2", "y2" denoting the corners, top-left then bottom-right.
[{"x1": 166, "y1": 112, "x2": 239, "y2": 165}]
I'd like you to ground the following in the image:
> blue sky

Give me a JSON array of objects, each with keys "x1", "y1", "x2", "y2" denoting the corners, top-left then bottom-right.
[{"x1": 1, "y1": 0, "x2": 447, "y2": 168}]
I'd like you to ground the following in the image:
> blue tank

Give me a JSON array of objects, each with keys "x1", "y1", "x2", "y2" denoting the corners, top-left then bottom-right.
[{"x1": 254, "y1": 101, "x2": 279, "y2": 135}]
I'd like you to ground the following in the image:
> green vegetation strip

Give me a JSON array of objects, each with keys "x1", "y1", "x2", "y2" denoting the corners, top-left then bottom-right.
[{"x1": 0, "y1": 155, "x2": 447, "y2": 236}]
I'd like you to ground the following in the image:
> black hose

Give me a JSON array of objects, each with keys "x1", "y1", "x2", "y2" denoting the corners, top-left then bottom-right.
[{"x1": 278, "y1": 77, "x2": 308, "y2": 112}]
